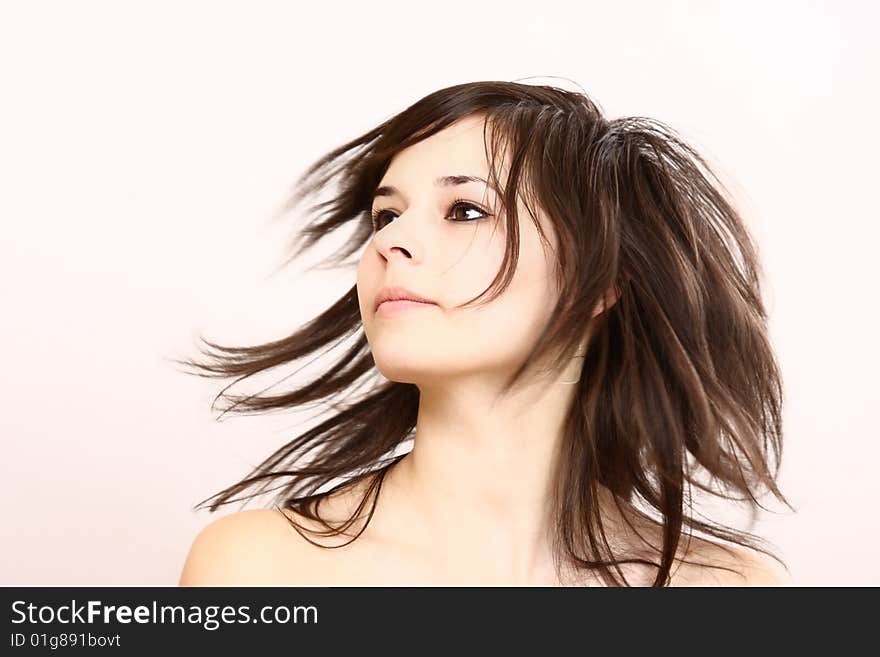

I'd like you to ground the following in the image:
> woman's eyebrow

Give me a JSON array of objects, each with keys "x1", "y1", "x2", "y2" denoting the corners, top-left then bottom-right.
[{"x1": 372, "y1": 174, "x2": 499, "y2": 199}]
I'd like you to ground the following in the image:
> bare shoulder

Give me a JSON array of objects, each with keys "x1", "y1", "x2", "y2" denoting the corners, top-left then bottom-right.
[
  {"x1": 178, "y1": 508, "x2": 320, "y2": 586},
  {"x1": 667, "y1": 537, "x2": 792, "y2": 587}
]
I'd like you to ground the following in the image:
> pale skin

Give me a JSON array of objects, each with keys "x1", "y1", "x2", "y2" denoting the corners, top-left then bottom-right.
[{"x1": 179, "y1": 115, "x2": 791, "y2": 586}]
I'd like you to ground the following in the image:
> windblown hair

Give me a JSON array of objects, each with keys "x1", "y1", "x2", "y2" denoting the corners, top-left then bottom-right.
[{"x1": 174, "y1": 80, "x2": 793, "y2": 586}]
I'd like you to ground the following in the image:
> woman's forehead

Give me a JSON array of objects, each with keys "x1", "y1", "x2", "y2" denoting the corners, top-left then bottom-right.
[{"x1": 385, "y1": 121, "x2": 492, "y2": 178}]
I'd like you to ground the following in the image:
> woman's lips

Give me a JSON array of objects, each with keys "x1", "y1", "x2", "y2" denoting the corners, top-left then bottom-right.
[{"x1": 376, "y1": 299, "x2": 438, "y2": 316}]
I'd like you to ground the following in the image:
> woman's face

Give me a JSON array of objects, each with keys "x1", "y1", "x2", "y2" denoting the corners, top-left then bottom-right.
[{"x1": 357, "y1": 114, "x2": 560, "y2": 386}]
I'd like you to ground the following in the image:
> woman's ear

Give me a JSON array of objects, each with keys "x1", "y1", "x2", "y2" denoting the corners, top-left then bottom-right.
[{"x1": 591, "y1": 283, "x2": 622, "y2": 318}]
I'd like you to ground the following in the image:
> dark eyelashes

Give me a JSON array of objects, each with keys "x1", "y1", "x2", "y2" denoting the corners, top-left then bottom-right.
[{"x1": 369, "y1": 198, "x2": 492, "y2": 232}]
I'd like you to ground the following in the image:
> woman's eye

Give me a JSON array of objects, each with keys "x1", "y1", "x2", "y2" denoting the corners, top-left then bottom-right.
[
  {"x1": 370, "y1": 209, "x2": 393, "y2": 231},
  {"x1": 448, "y1": 201, "x2": 489, "y2": 222},
  {"x1": 370, "y1": 200, "x2": 490, "y2": 232}
]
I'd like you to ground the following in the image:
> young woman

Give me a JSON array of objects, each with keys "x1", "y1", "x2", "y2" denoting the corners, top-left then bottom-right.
[{"x1": 177, "y1": 81, "x2": 793, "y2": 587}]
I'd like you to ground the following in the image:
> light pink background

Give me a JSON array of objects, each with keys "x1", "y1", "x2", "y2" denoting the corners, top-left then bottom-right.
[{"x1": 1, "y1": 1, "x2": 876, "y2": 585}]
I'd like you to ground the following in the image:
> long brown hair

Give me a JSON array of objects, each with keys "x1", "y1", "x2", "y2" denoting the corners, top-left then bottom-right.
[{"x1": 172, "y1": 80, "x2": 793, "y2": 586}]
